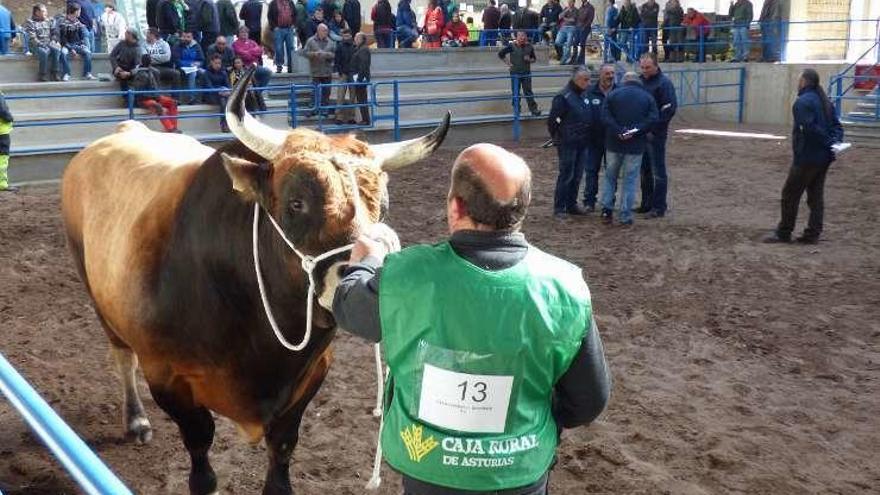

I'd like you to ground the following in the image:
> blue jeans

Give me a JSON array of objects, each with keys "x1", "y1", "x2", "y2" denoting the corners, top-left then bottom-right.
[
  {"x1": 555, "y1": 25, "x2": 576, "y2": 63},
  {"x1": 397, "y1": 26, "x2": 418, "y2": 48},
  {"x1": 619, "y1": 29, "x2": 635, "y2": 60},
  {"x1": 61, "y1": 44, "x2": 92, "y2": 76},
  {"x1": 761, "y1": 21, "x2": 781, "y2": 61},
  {"x1": 732, "y1": 26, "x2": 749, "y2": 61},
  {"x1": 574, "y1": 26, "x2": 590, "y2": 64},
  {"x1": 85, "y1": 28, "x2": 96, "y2": 53},
  {"x1": 602, "y1": 150, "x2": 642, "y2": 223},
  {"x1": 375, "y1": 31, "x2": 393, "y2": 48},
  {"x1": 554, "y1": 144, "x2": 588, "y2": 213},
  {"x1": 35, "y1": 45, "x2": 62, "y2": 78},
  {"x1": 604, "y1": 31, "x2": 620, "y2": 61},
  {"x1": 182, "y1": 68, "x2": 203, "y2": 103},
  {"x1": 273, "y1": 27, "x2": 295, "y2": 70},
  {"x1": 582, "y1": 143, "x2": 604, "y2": 207},
  {"x1": 0, "y1": 36, "x2": 9, "y2": 55},
  {"x1": 639, "y1": 135, "x2": 668, "y2": 214}
]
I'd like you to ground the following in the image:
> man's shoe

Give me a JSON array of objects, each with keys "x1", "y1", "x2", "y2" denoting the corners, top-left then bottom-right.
[
  {"x1": 567, "y1": 205, "x2": 589, "y2": 216},
  {"x1": 601, "y1": 209, "x2": 613, "y2": 225},
  {"x1": 581, "y1": 203, "x2": 596, "y2": 213},
  {"x1": 762, "y1": 233, "x2": 791, "y2": 244},
  {"x1": 530, "y1": 109, "x2": 542, "y2": 117},
  {"x1": 276, "y1": 66, "x2": 283, "y2": 73},
  {"x1": 645, "y1": 210, "x2": 665, "y2": 219},
  {"x1": 553, "y1": 211, "x2": 568, "y2": 220},
  {"x1": 84, "y1": 73, "x2": 96, "y2": 80},
  {"x1": 1, "y1": 185, "x2": 20, "y2": 193},
  {"x1": 62, "y1": 74, "x2": 71, "y2": 81},
  {"x1": 635, "y1": 205, "x2": 651, "y2": 214},
  {"x1": 795, "y1": 235, "x2": 819, "y2": 245},
  {"x1": 619, "y1": 220, "x2": 633, "y2": 227}
]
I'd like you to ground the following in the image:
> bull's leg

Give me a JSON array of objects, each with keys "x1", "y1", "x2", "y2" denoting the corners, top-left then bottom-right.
[
  {"x1": 149, "y1": 382, "x2": 218, "y2": 495},
  {"x1": 110, "y1": 346, "x2": 153, "y2": 444},
  {"x1": 262, "y1": 361, "x2": 331, "y2": 495}
]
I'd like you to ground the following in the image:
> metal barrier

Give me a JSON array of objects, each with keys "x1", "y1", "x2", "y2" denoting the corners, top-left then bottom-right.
[
  {"x1": 0, "y1": 352, "x2": 133, "y2": 495},
  {"x1": 830, "y1": 38, "x2": 880, "y2": 121},
  {"x1": 7, "y1": 67, "x2": 745, "y2": 149}
]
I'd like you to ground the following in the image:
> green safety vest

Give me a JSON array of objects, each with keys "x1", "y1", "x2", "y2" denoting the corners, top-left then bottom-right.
[
  {"x1": 379, "y1": 241, "x2": 591, "y2": 491},
  {"x1": 0, "y1": 120, "x2": 11, "y2": 135}
]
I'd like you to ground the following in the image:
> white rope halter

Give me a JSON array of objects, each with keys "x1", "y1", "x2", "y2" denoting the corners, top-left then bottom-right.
[{"x1": 250, "y1": 161, "x2": 387, "y2": 489}]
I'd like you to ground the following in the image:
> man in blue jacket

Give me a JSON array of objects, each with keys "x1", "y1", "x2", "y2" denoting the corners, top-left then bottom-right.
[
  {"x1": 172, "y1": 30, "x2": 205, "y2": 104},
  {"x1": 548, "y1": 66, "x2": 602, "y2": 218},
  {"x1": 600, "y1": 72, "x2": 657, "y2": 226},
  {"x1": 637, "y1": 53, "x2": 676, "y2": 218},
  {"x1": 604, "y1": 0, "x2": 619, "y2": 61},
  {"x1": 396, "y1": 0, "x2": 419, "y2": 48},
  {"x1": 765, "y1": 69, "x2": 844, "y2": 244},
  {"x1": 582, "y1": 63, "x2": 616, "y2": 210}
]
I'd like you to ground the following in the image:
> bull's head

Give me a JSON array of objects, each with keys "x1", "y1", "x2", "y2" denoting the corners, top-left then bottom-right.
[{"x1": 220, "y1": 68, "x2": 450, "y2": 256}]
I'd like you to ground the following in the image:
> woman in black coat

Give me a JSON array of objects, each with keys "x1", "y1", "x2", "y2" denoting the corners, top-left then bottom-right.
[{"x1": 765, "y1": 69, "x2": 844, "y2": 244}]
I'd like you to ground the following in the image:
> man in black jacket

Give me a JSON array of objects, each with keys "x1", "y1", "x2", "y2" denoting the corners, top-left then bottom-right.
[
  {"x1": 333, "y1": 29, "x2": 355, "y2": 124},
  {"x1": 582, "y1": 63, "x2": 615, "y2": 210},
  {"x1": 350, "y1": 32, "x2": 370, "y2": 125},
  {"x1": 110, "y1": 28, "x2": 144, "y2": 95},
  {"x1": 332, "y1": 143, "x2": 611, "y2": 495},
  {"x1": 342, "y1": 0, "x2": 361, "y2": 35},
  {"x1": 239, "y1": 0, "x2": 263, "y2": 43}
]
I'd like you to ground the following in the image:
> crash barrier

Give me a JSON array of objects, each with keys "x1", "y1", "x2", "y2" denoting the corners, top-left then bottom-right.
[
  {"x1": 7, "y1": 66, "x2": 745, "y2": 154},
  {"x1": 0, "y1": 352, "x2": 133, "y2": 495}
]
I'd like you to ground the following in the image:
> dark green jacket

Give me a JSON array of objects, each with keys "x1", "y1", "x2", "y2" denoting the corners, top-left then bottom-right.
[
  {"x1": 498, "y1": 41, "x2": 536, "y2": 74},
  {"x1": 728, "y1": 0, "x2": 753, "y2": 27},
  {"x1": 216, "y1": 0, "x2": 238, "y2": 36}
]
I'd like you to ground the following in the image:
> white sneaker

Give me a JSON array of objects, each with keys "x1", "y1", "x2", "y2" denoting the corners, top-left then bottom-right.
[
  {"x1": 84, "y1": 73, "x2": 96, "y2": 80},
  {"x1": 62, "y1": 74, "x2": 71, "y2": 81}
]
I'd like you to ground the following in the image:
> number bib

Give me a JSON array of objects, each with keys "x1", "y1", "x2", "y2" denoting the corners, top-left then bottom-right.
[{"x1": 418, "y1": 364, "x2": 515, "y2": 433}]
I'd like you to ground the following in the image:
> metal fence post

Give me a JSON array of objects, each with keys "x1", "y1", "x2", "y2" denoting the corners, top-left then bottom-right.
[
  {"x1": 289, "y1": 83, "x2": 298, "y2": 128},
  {"x1": 393, "y1": 80, "x2": 401, "y2": 142},
  {"x1": 127, "y1": 90, "x2": 134, "y2": 120},
  {"x1": 737, "y1": 66, "x2": 746, "y2": 123},
  {"x1": 834, "y1": 76, "x2": 842, "y2": 118},
  {"x1": 512, "y1": 74, "x2": 521, "y2": 141},
  {"x1": 698, "y1": 30, "x2": 704, "y2": 63}
]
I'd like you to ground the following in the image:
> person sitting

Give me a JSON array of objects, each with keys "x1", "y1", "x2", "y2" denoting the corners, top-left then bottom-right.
[
  {"x1": 109, "y1": 29, "x2": 142, "y2": 96},
  {"x1": 24, "y1": 4, "x2": 62, "y2": 81},
  {"x1": 442, "y1": 12, "x2": 469, "y2": 47},
  {"x1": 229, "y1": 56, "x2": 267, "y2": 111},
  {"x1": 57, "y1": 3, "x2": 95, "y2": 81},
  {"x1": 682, "y1": 7, "x2": 710, "y2": 61},
  {"x1": 232, "y1": 26, "x2": 273, "y2": 94},
  {"x1": 172, "y1": 30, "x2": 205, "y2": 104},
  {"x1": 201, "y1": 54, "x2": 231, "y2": 132},
  {"x1": 144, "y1": 28, "x2": 181, "y2": 90},
  {"x1": 396, "y1": 0, "x2": 419, "y2": 48},
  {"x1": 130, "y1": 54, "x2": 180, "y2": 132},
  {"x1": 327, "y1": 10, "x2": 348, "y2": 41},
  {"x1": 539, "y1": 0, "x2": 562, "y2": 44},
  {"x1": 206, "y1": 34, "x2": 235, "y2": 70}
]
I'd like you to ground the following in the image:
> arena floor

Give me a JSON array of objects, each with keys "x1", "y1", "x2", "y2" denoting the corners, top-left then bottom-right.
[{"x1": 1, "y1": 126, "x2": 879, "y2": 494}]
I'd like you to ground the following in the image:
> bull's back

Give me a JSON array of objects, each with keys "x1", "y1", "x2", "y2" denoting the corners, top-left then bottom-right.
[{"x1": 61, "y1": 121, "x2": 214, "y2": 347}]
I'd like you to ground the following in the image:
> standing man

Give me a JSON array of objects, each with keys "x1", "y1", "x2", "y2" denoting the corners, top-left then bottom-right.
[
  {"x1": 239, "y1": 0, "x2": 263, "y2": 43},
  {"x1": 194, "y1": 0, "x2": 221, "y2": 52},
  {"x1": 764, "y1": 69, "x2": 843, "y2": 244},
  {"x1": 662, "y1": 0, "x2": 684, "y2": 62},
  {"x1": 555, "y1": 0, "x2": 578, "y2": 64},
  {"x1": 498, "y1": 31, "x2": 542, "y2": 117},
  {"x1": 332, "y1": 142, "x2": 611, "y2": 495},
  {"x1": 302, "y1": 23, "x2": 335, "y2": 116},
  {"x1": 638, "y1": 0, "x2": 659, "y2": 56},
  {"x1": 350, "y1": 31, "x2": 370, "y2": 125},
  {"x1": 0, "y1": 1, "x2": 12, "y2": 56},
  {"x1": 582, "y1": 63, "x2": 615, "y2": 211},
  {"x1": 604, "y1": 0, "x2": 619, "y2": 62},
  {"x1": 758, "y1": 0, "x2": 782, "y2": 62},
  {"x1": 617, "y1": 0, "x2": 639, "y2": 60},
  {"x1": 539, "y1": 0, "x2": 561, "y2": 47},
  {"x1": 573, "y1": 0, "x2": 594, "y2": 64},
  {"x1": 396, "y1": 0, "x2": 419, "y2": 48},
  {"x1": 481, "y1": 0, "x2": 501, "y2": 46},
  {"x1": 342, "y1": 0, "x2": 360, "y2": 37},
  {"x1": 0, "y1": 90, "x2": 14, "y2": 192},
  {"x1": 216, "y1": 0, "x2": 238, "y2": 38},
  {"x1": 370, "y1": 0, "x2": 394, "y2": 48},
  {"x1": 548, "y1": 66, "x2": 601, "y2": 217},
  {"x1": 269, "y1": 0, "x2": 297, "y2": 73},
  {"x1": 333, "y1": 28, "x2": 354, "y2": 124},
  {"x1": 728, "y1": 0, "x2": 753, "y2": 62},
  {"x1": 24, "y1": 4, "x2": 62, "y2": 82},
  {"x1": 600, "y1": 72, "x2": 657, "y2": 225},
  {"x1": 637, "y1": 52, "x2": 676, "y2": 218}
]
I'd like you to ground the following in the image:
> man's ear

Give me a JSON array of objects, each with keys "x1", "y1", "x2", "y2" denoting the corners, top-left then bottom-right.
[{"x1": 221, "y1": 153, "x2": 270, "y2": 203}]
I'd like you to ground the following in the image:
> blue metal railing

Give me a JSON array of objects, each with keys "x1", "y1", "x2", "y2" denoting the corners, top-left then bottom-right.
[
  {"x1": 7, "y1": 67, "x2": 744, "y2": 150},
  {"x1": 829, "y1": 18, "x2": 880, "y2": 121},
  {"x1": 0, "y1": 352, "x2": 133, "y2": 495}
]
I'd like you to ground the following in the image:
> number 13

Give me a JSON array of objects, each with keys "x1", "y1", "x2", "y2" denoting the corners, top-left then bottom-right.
[{"x1": 457, "y1": 381, "x2": 487, "y2": 402}]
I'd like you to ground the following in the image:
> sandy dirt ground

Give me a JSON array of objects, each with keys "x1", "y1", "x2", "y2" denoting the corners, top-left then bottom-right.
[{"x1": 1, "y1": 124, "x2": 879, "y2": 494}]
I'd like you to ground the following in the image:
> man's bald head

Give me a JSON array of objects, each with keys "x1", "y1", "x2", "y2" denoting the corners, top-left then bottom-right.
[{"x1": 448, "y1": 144, "x2": 531, "y2": 231}]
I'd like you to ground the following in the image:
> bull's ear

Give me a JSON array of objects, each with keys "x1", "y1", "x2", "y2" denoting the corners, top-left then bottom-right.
[{"x1": 221, "y1": 153, "x2": 267, "y2": 202}]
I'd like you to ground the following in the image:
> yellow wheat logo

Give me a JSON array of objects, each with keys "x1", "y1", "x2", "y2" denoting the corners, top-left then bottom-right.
[{"x1": 400, "y1": 424, "x2": 439, "y2": 463}]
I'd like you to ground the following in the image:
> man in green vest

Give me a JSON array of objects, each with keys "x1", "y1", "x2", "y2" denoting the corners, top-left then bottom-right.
[
  {"x1": 0, "y1": 90, "x2": 15, "y2": 192},
  {"x1": 333, "y1": 143, "x2": 611, "y2": 494}
]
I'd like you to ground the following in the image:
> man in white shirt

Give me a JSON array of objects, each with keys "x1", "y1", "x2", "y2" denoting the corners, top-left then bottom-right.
[{"x1": 144, "y1": 28, "x2": 180, "y2": 91}]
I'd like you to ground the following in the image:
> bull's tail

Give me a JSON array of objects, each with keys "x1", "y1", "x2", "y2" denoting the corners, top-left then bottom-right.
[{"x1": 115, "y1": 120, "x2": 151, "y2": 134}]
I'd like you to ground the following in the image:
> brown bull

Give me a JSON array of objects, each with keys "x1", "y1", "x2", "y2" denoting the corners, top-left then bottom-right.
[{"x1": 61, "y1": 69, "x2": 450, "y2": 495}]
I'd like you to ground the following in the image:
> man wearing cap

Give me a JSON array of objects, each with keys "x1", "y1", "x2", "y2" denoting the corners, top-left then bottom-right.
[{"x1": 332, "y1": 143, "x2": 612, "y2": 495}]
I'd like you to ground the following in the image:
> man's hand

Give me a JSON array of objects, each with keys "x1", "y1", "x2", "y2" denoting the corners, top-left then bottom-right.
[{"x1": 349, "y1": 223, "x2": 401, "y2": 264}]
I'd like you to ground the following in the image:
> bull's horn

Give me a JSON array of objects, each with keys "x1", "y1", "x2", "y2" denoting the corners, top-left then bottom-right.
[
  {"x1": 225, "y1": 67, "x2": 288, "y2": 161},
  {"x1": 371, "y1": 111, "x2": 451, "y2": 171}
]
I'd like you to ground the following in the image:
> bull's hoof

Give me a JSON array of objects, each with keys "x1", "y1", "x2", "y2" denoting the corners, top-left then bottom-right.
[{"x1": 127, "y1": 416, "x2": 153, "y2": 444}]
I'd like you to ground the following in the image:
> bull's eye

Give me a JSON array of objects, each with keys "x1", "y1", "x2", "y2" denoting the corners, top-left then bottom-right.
[{"x1": 289, "y1": 199, "x2": 306, "y2": 212}]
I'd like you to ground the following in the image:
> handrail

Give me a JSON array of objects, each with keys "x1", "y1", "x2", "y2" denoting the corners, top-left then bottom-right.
[{"x1": 0, "y1": 352, "x2": 133, "y2": 495}]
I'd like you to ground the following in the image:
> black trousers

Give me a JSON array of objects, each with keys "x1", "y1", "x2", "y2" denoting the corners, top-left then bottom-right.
[
  {"x1": 402, "y1": 472, "x2": 549, "y2": 495},
  {"x1": 312, "y1": 76, "x2": 332, "y2": 113},
  {"x1": 777, "y1": 162, "x2": 830, "y2": 240},
  {"x1": 512, "y1": 74, "x2": 538, "y2": 114},
  {"x1": 353, "y1": 83, "x2": 371, "y2": 124}
]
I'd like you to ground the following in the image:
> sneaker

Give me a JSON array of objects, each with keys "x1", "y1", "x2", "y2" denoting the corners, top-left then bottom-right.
[
  {"x1": 62, "y1": 74, "x2": 71, "y2": 81},
  {"x1": 276, "y1": 66, "x2": 283, "y2": 74},
  {"x1": 84, "y1": 73, "x2": 96, "y2": 80},
  {"x1": 601, "y1": 209, "x2": 613, "y2": 225},
  {"x1": 795, "y1": 235, "x2": 819, "y2": 244},
  {"x1": 762, "y1": 232, "x2": 791, "y2": 244},
  {"x1": 635, "y1": 205, "x2": 651, "y2": 214}
]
